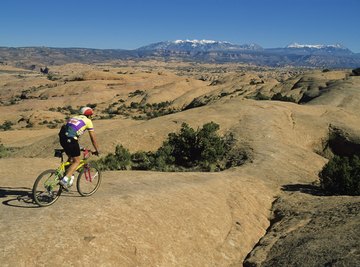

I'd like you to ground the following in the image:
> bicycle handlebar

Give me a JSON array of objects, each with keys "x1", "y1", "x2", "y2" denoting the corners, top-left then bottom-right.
[{"x1": 81, "y1": 147, "x2": 99, "y2": 157}]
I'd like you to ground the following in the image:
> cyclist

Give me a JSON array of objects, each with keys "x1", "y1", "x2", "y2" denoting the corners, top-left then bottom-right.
[{"x1": 58, "y1": 107, "x2": 100, "y2": 188}]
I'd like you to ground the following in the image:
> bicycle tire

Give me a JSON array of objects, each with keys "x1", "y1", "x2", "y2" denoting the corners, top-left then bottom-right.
[
  {"x1": 76, "y1": 164, "x2": 101, "y2": 196},
  {"x1": 32, "y1": 169, "x2": 63, "y2": 207}
]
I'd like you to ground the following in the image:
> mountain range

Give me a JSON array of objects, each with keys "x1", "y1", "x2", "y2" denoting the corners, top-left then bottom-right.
[
  {"x1": 1, "y1": 40, "x2": 359, "y2": 68},
  {"x1": 137, "y1": 40, "x2": 264, "y2": 52}
]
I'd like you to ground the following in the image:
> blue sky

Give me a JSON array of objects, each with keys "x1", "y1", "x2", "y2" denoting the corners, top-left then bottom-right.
[{"x1": 1, "y1": 0, "x2": 359, "y2": 52}]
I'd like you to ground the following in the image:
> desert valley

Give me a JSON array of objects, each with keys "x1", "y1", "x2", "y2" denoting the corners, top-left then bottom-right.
[{"x1": 0, "y1": 56, "x2": 359, "y2": 266}]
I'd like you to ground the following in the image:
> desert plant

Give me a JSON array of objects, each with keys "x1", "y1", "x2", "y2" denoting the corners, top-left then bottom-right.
[
  {"x1": 94, "y1": 122, "x2": 247, "y2": 172},
  {"x1": 65, "y1": 105, "x2": 78, "y2": 114},
  {"x1": 154, "y1": 122, "x2": 231, "y2": 170},
  {"x1": 319, "y1": 155, "x2": 360, "y2": 195},
  {"x1": 128, "y1": 90, "x2": 145, "y2": 97},
  {"x1": 0, "y1": 120, "x2": 14, "y2": 131},
  {"x1": 131, "y1": 151, "x2": 155, "y2": 170},
  {"x1": 46, "y1": 73, "x2": 59, "y2": 81},
  {"x1": 26, "y1": 122, "x2": 34, "y2": 128},
  {"x1": 130, "y1": 102, "x2": 140, "y2": 109},
  {"x1": 167, "y1": 123, "x2": 198, "y2": 168},
  {"x1": 96, "y1": 145, "x2": 131, "y2": 170},
  {"x1": 0, "y1": 143, "x2": 9, "y2": 158}
]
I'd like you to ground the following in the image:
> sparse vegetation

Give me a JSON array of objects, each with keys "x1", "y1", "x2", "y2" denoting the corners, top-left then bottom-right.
[
  {"x1": 319, "y1": 155, "x2": 360, "y2": 195},
  {"x1": 102, "y1": 100, "x2": 177, "y2": 120},
  {"x1": 47, "y1": 73, "x2": 60, "y2": 81},
  {"x1": 94, "y1": 122, "x2": 247, "y2": 172},
  {"x1": 0, "y1": 143, "x2": 9, "y2": 158},
  {"x1": 0, "y1": 120, "x2": 14, "y2": 131},
  {"x1": 64, "y1": 75, "x2": 84, "y2": 82},
  {"x1": 128, "y1": 90, "x2": 145, "y2": 97},
  {"x1": 49, "y1": 105, "x2": 79, "y2": 115},
  {"x1": 26, "y1": 122, "x2": 34, "y2": 128}
]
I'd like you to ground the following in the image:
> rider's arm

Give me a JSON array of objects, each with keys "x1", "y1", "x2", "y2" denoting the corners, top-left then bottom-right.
[{"x1": 88, "y1": 131, "x2": 100, "y2": 155}]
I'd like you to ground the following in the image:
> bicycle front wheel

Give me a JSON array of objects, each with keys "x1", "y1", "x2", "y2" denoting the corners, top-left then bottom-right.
[
  {"x1": 76, "y1": 164, "x2": 101, "y2": 196},
  {"x1": 33, "y1": 169, "x2": 63, "y2": 207}
]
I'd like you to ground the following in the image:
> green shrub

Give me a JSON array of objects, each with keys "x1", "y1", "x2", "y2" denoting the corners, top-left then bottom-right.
[
  {"x1": 0, "y1": 120, "x2": 14, "y2": 131},
  {"x1": 131, "y1": 151, "x2": 155, "y2": 170},
  {"x1": 93, "y1": 122, "x2": 247, "y2": 172},
  {"x1": 47, "y1": 73, "x2": 59, "y2": 81},
  {"x1": 167, "y1": 123, "x2": 198, "y2": 167},
  {"x1": 95, "y1": 144, "x2": 131, "y2": 170},
  {"x1": 0, "y1": 143, "x2": 9, "y2": 158},
  {"x1": 319, "y1": 155, "x2": 360, "y2": 195},
  {"x1": 153, "y1": 144, "x2": 176, "y2": 171}
]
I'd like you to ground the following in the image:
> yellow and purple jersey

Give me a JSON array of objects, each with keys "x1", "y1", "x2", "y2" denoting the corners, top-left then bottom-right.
[{"x1": 64, "y1": 115, "x2": 94, "y2": 139}]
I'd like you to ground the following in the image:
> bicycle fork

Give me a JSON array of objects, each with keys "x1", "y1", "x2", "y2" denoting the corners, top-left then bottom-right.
[{"x1": 84, "y1": 164, "x2": 98, "y2": 182}]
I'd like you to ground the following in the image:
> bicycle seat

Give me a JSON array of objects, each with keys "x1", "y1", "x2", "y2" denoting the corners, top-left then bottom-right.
[{"x1": 54, "y1": 149, "x2": 65, "y2": 158}]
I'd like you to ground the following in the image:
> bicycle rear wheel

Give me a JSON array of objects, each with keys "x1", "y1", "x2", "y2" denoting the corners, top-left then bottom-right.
[
  {"x1": 33, "y1": 169, "x2": 63, "y2": 206},
  {"x1": 76, "y1": 164, "x2": 101, "y2": 196}
]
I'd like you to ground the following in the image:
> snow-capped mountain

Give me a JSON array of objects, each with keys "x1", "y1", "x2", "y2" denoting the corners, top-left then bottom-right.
[
  {"x1": 137, "y1": 39, "x2": 263, "y2": 52},
  {"x1": 286, "y1": 42, "x2": 346, "y2": 49},
  {"x1": 283, "y1": 42, "x2": 353, "y2": 55}
]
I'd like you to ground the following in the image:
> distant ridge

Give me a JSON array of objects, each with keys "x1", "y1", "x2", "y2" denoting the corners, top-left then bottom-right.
[
  {"x1": 0, "y1": 40, "x2": 359, "y2": 68},
  {"x1": 137, "y1": 39, "x2": 264, "y2": 52},
  {"x1": 286, "y1": 42, "x2": 346, "y2": 49},
  {"x1": 279, "y1": 42, "x2": 353, "y2": 56}
]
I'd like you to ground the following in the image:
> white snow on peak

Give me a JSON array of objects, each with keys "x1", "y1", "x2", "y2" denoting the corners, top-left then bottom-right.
[{"x1": 287, "y1": 42, "x2": 344, "y2": 49}]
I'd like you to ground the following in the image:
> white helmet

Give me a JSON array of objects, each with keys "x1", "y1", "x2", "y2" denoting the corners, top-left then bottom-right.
[{"x1": 80, "y1": 107, "x2": 94, "y2": 116}]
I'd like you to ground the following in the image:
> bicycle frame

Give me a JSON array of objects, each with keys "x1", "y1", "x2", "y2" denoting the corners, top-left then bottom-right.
[{"x1": 54, "y1": 148, "x2": 92, "y2": 179}]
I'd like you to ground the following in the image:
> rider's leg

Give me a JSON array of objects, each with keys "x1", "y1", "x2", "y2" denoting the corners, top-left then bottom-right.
[
  {"x1": 59, "y1": 137, "x2": 81, "y2": 187},
  {"x1": 65, "y1": 156, "x2": 81, "y2": 178},
  {"x1": 60, "y1": 156, "x2": 80, "y2": 188}
]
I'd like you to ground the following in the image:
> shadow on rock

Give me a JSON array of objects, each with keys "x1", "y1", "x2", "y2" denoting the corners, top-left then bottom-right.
[
  {"x1": 281, "y1": 183, "x2": 326, "y2": 196},
  {"x1": 0, "y1": 187, "x2": 37, "y2": 208}
]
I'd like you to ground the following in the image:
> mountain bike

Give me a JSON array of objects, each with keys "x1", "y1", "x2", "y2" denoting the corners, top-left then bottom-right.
[{"x1": 32, "y1": 148, "x2": 101, "y2": 207}]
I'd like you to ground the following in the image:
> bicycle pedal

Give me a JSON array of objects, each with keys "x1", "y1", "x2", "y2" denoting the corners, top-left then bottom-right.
[
  {"x1": 63, "y1": 187, "x2": 70, "y2": 192},
  {"x1": 59, "y1": 184, "x2": 70, "y2": 192}
]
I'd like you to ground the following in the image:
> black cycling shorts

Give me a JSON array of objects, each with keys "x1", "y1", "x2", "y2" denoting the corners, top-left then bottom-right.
[{"x1": 59, "y1": 126, "x2": 81, "y2": 157}]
